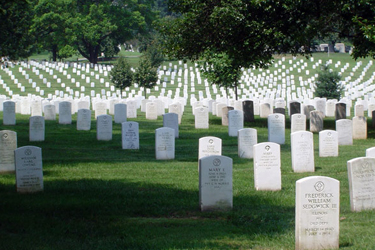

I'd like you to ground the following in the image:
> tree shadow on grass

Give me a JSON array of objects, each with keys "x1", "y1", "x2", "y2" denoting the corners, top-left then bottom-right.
[{"x1": 0, "y1": 178, "x2": 295, "y2": 249}]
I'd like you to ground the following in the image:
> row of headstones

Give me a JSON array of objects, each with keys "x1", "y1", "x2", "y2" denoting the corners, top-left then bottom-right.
[
  {"x1": 2, "y1": 133, "x2": 375, "y2": 249},
  {"x1": 200, "y1": 153, "x2": 375, "y2": 249},
  {"x1": 193, "y1": 102, "x2": 367, "y2": 144}
]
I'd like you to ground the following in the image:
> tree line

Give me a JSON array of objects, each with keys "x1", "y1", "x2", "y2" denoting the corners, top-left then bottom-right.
[
  {"x1": 1, "y1": 0, "x2": 161, "y2": 64},
  {"x1": 1, "y1": 0, "x2": 374, "y2": 100}
]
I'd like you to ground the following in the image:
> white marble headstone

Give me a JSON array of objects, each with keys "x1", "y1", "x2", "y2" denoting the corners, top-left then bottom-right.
[
  {"x1": 122, "y1": 121, "x2": 139, "y2": 149},
  {"x1": 238, "y1": 128, "x2": 257, "y2": 159},
  {"x1": 198, "y1": 136, "x2": 222, "y2": 160},
  {"x1": 96, "y1": 114, "x2": 112, "y2": 141},
  {"x1": 347, "y1": 157, "x2": 375, "y2": 212},
  {"x1": 155, "y1": 127, "x2": 175, "y2": 160},
  {"x1": 291, "y1": 114, "x2": 306, "y2": 133},
  {"x1": 146, "y1": 102, "x2": 158, "y2": 120},
  {"x1": 352, "y1": 116, "x2": 367, "y2": 139},
  {"x1": 114, "y1": 103, "x2": 127, "y2": 124},
  {"x1": 15, "y1": 146, "x2": 44, "y2": 193},
  {"x1": 77, "y1": 109, "x2": 91, "y2": 131},
  {"x1": 268, "y1": 114, "x2": 285, "y2": 144},
  {"x1": 59, "y1": 101, "x2": 72, "y2": 124},
  {"x1": 291, "y1": 131, "x2": 314, "y2": 173},
  {"x1": 3, "y1": 101, "x2": 16, "y2": 125},
  {"x1": 0, "y1": 130, "x2": 17, "y2": 173},
  {"x1": 253, "y1": 142, "x2": 281, "y2": 191},
  {"x1": 319, "y1": 130, "x2": 338, "y2": 157},
  {"x1": 228, "y1": 110, "x2": 244, "y2": 137},
  {"x1": 295, "y1": 176, "x2": 340, "y2": 250},
  {"x1": 336, "y1": 119, "x2": 353, "y2": 145},
  {"x1": 29, "y1": 116, "x2": 45, "y2": 141},
  {"x1": 199, "y1": 155, "x2": 233, "y2": 211},
  {"x1": 163, "y1": 113, "x2": 179, "y2": 138},
  {"x1": 43, "y1": 104, "x2": 56, "y2": 120},
  {"x1": 195, "y1": 107, "x2": 209, "y2": 129}
]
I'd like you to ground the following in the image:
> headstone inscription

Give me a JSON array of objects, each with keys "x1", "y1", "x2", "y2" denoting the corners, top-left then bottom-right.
[
  {"x1": 253, "y1": 142, "x2": 281, "y2": 191},
  {"x1": 291, "y1": 131, "x2": 314, "y2": 173},
  {"x1": 228, "y1": 110, "x2": 244, "y2": 137},
  {"x1": 198, "y1": 136, "x2": 222, "y2": 160},
  {"x1": 169, "y1": 103, "x2": 182, "y2": 124},
  {"x1": 146, "y1": 102, "x2": 158, "y2": 120},
  {"x1": 29, "y1": 116, "x2": 45, "y2": 142},
  {"x1": 59, "y1": 101, "x2": 72, "y2": 124},
  {"x1": 336, "y1": 119, "x2": 353, "y2": 145},
  {"x1": 31, "y1": 100, "x2": 43, "y2": 117},
  {"x1": 319, "y1": 130, "x2": 338, "y2": 157},
  {"x1": 347, "y1": 157, "x2": 375, "y2": 212},
  {"x1": 268, "y1": 114, "x2": 285, "y2": 144},
  {"x1": 325, "y1": 101, "x2": 336, "y2": 117},
  {"x1": 77, "y1": 109, "x2": 91, "y2": 131},
  {"x1": 242, "y1": 100, "x2": 254, "y2": 122},
  {"x1": 155, "y1": 127, "x2": 175, "y2": 160},
  {"x1": 114, "y1": 103, "x2": 127, "y2": 124},
  {"x1": 195, "y1": 107, "x2": 209, "y2": 129},
  {"x1": 238, "y1": 128, "x2": 257, "y2": 159},
  {"x1": 122, "y1": 121, "x2": 139, "y2": 149},
  {"x1": 295, "y1": 176, "x2": 340, "y2": 250},
  {"x1": 3, "y1": 101, "x2": 16, "y2": 125},
  {"x1": 96, "y1": 114, "x2": 112, "y2": 141},
  {"x1": 199, "y1": 155, "x2": 233, "y2": 211},
  {"x1": 95, "y1": 102, "x2": 107, "y2": 118},
  {"x1": 126, "y1": 100, "x2": 137, "y2": 118},
  {"x1": 15, "y1": 146, "x2": 44, "y2": 193},
  {"x1": 0, "y1": 130, "x2": 17, "y2": 173},
  {"x1": 43, "y1": 104, "x2": 56, "y2": 120},
  {"x1": 291, "y1": 114, "x2": 306, "y2": 133},
  {"x1": 355, "y1": 104, "x2": 364, "y2": 117},
  {"x1": 163, "y1": 113, "x2": 179, "y2": 138},
  {"x1": 352, "y1": 116, "x2": 367, "y2": 140}
]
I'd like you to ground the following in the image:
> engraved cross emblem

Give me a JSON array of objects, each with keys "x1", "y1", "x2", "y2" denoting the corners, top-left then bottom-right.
[{"x1": 314, "y1": 181, "x2": 325, "y2": 192}]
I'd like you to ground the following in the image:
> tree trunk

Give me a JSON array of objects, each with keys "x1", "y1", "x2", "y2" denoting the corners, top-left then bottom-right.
[
  {"x1": 52, "y1": 44, "x2": 57, "y2": 62},
  {"x1": 234, "y1": 83, "x2": 238, "y2": 100}
]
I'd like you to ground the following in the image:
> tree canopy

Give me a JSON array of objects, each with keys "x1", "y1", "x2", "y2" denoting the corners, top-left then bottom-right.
[
  {"x1": 110, "y1": 57, "x2": 134, "y2": 97},
  {"x1": 157, "y1": 0, "x2": 375, "y2": 99},
  {"x1": 314, "y1": 65, "x2": 344, "y2": 100},
  {"x1": 0, "y1": 0, "x2": 34, "y2": 60}
]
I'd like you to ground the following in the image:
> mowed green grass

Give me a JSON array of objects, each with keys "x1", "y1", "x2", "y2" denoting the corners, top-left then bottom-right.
[
  {"x1": 1, "y1": 52, "x2": 375, "y2": 249},
  {"x1": 1, "y1": 106, "x2": 375, "y2": 249}
]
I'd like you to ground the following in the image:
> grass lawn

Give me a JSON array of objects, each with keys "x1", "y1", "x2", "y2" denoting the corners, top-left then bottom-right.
[
  {"x1": 1, "y1": 106, "x2": 375, "y2": 249},
  {"x1": 1, "y1": 52, "x2": 375, "y2": 249}
]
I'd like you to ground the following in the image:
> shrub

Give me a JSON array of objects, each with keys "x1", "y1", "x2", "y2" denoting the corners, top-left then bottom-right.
[{"x1": 314, "y1": 64, "x2": 344, "y2": 100}]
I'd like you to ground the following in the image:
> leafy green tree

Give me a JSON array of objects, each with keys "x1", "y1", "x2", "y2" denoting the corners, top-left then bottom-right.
[
  {"x1": 69, "y1": 0, "x2": 157, "y2": 64},
  {"x1": 314, "y1": 65, "x2": 344, "y2": 100},
  {"x1": 158, "y1": 0, "x2": 375, "y2": 96},
  {"x1": 0, "y1": 0, "x2": 34, "y2": 60},
  {"x1": 134, "y1": 56, "x2": 158, "y2": 99},
  {"x1": 110, "y1": 57, "x2": 134, "y2": 98},
  {"x1": 200, "y1": 51, "x2": 242, "y2": 100},
  {"x1": 31, "y1": 0, "x2": 74, "y2": 62},
  {"x1": 343, "y1": 0, "x2": 375, "y2": 59}
]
